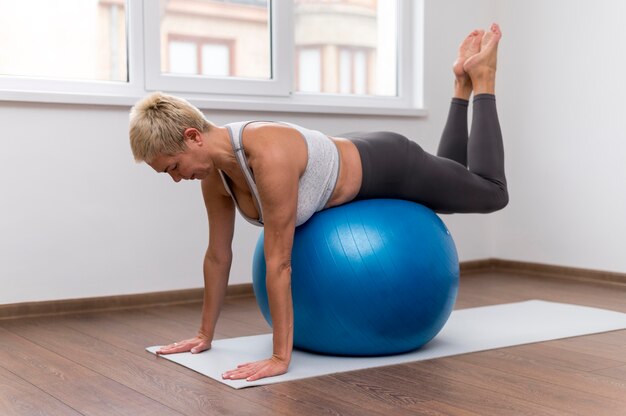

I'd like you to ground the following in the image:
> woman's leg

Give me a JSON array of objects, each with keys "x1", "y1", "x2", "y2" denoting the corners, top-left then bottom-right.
[
  {"x1": 431, "y1": 23, "x2": 506, "y2": 212},
  {"x1": 348, "y1": 131, "x2": 507, "y2": 214},
  {"x1": 468, "y1": 94, "x2": 506, "y2": 189},
  {"x1": 465, "y1": 24, "x2": 506, "y2": 189},
  {"x1": 436, "y1": 98, "x2": 469, "y2": 166},
  {"x1": 436, "y1": 29, "x2": 484, "y2": 166},
  {"x1": 348, "y1": 24, "x2": 507, "y2": 214}
]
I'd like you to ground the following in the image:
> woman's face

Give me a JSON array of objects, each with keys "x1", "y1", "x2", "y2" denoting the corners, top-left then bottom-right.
[{"x1": 149, "y1": 141, "x2": 212, "y2": 182}]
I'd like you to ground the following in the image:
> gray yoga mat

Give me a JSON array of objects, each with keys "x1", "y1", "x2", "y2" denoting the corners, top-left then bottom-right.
[{"x1": 147, "y1": 300, "x2": 626, "y2": 389}]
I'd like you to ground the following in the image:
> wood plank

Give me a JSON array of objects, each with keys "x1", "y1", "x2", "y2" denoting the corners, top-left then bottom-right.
[
  {"x1": 59, "y1": 311, "x2": 438, "y2": 416},
  {"x1": 594, "y1": 364, "x2": 626, "y2": 381},
  {"x1": 83, "y1": 300, "x2": 265, "y2": 341},
  {"x1": 61, "y1": 308, "x2": 413, "y2": 414},
  {"x1": 406, "y1": 359, "x2": 623, "y2": 416},
  {"x1": 257, "y1": 376, "x2": 414, "y2": 416},
  {"x1": 459, "y1": 272, "x2": 626, "y2": 312},
  {"x1": 52, "y1": 307, "x2": 494, "y2": 415},
  {"x1": 0, "y1": 327, "x2": 180, "y2": 416},
  {"x1": 582, "y1": 329, "x2": 626, "y2": 346},
  {"x1": 265, "y1": 372, "x2": 431, "y2": 415},
  {"x1": 56, "y1": 309, "x2": 262, "y2": 388},
  {"x1": 499, "y1": 342, "x2": 626, "y2": 372},
  {"x1": 58, "y1": 306, "x2": 487, "y2": 415},
  {"x1": 455, "y1": 348, "x2": 626, "y2": 403},
  {"x1": 148, "y1": 300, "x2": 269, "y2": 333},
  {"x1": 409, "y1": 401, "x2": 482, "y2": 416},
  {"x1": 111, "y1": 304, "x2": 268, "y2": 341},
  {"x1": 544, "y1": 336, "x2": 626, "y2": 362},
  {"x1": 0, "y1": 366, "x2": 83, "y2": 416},
  {"x1": 59, "y1": 309, "x2": 424, "y2": 414},
  {"x1": 368, "y1": 364, "x2": 570, "y2": 416},
  {"x1": 0, "y1": 318, "x2": 286, "y2": 416}
]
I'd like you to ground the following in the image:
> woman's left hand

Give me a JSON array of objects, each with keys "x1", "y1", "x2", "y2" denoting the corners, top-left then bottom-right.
[{"x1": 222, "y1": 355, "x2": 289, "y2": 382}]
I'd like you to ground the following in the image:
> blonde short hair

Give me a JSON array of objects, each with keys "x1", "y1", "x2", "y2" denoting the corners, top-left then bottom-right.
[{"x1": 129, "y1": 92, "x2": 212, "y2": 163}]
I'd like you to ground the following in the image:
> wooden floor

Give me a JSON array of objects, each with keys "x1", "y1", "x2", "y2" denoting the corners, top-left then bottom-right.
[{"x1": 3, "y1": 271, "x2": 626, "y2": 416}]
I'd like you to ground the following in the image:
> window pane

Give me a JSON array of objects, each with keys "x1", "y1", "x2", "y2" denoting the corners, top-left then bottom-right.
[
  {"x1": 294, "y1": 0, "x2": 397, "y2": 96},
  {"x1": 169, "y1": 42, "x2": 198, "y2": 75},
  {"x1": 201, "y1": 44, "x2": 230, "y2": 77},
  {"x1": 354, "y1": 50, "x2": 367, "y2": 95},
  {"x1": 339, "y1": 50, "x2": 352, "y2": 94},
  {"x1": 160, "y1": 0, "x2": 270, "y2": 80},
  {"x1": 0, "y1": 0, "x2": 128, "y2": 82},
  {"x1": 298, "y1": 48, "x2": 321, "y2": 93}
]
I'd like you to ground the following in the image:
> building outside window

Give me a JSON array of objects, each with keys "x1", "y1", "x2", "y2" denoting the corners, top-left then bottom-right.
[
  {"x1": 159, "y1": 0, "x2": 270, "y2": 80},
  {"x1": 294, "y1": 0, "x2": 394, "y2": 96},
  {"x1": 167, "y1": 35, "x2": 234, "y2": 77},
  {"x1": 296, "y1": 46, "x2": 322, "y2": 93}
]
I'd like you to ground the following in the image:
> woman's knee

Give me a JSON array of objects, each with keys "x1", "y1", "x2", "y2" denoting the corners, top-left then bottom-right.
[{"x1": 483, "y1": 186, "x2": 509, "y2": 213}]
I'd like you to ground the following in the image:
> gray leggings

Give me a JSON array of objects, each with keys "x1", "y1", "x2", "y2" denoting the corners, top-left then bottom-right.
[{"x1": 343, "y1": 94, "x2": 508, "y2": 214}]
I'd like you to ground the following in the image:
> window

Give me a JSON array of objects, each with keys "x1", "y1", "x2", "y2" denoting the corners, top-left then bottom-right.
[
  {"x1": 0, "y1": 0, "x2": 424, "y2": 115},
  {"x1": 294, "y1": 0, "x2": 397, "y2": 97},
  {"x1": 0, "y1": 0, "x2": 127, "y2": 82},
  {"x1": 144, "y1": 0, "x2": 286, "y2": 96},
  {"x1": 160, "y1": 1, "x2": 269, "y2": 79}
]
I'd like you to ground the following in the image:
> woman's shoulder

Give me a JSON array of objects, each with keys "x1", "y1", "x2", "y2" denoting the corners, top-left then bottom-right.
[{"x1": 242, "y1": 122, "x2": 309, "y2": 175}]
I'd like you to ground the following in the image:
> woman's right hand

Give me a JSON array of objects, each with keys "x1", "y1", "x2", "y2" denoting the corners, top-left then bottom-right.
[{"x1": 156, "y1": 333, "x2": 212, "y2": 355}]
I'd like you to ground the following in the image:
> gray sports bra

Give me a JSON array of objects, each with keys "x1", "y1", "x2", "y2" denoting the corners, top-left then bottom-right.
[{"x1": 219, "y1": 121, "x2": 340, "y2": 227}]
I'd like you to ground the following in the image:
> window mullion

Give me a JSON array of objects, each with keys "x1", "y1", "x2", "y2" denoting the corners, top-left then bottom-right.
[
  {"x1": 397, "y1": 0, "x2": 419, "y2": 108},
  {"x1": 127, "y1": 0, "x2": 145, "y2": 94},
  {"x1": 411, "y1": 0, "x2": 425, "y2": 108},
  {"x1": 272, "y1": 0, "x2": 294, "y2": 96}
]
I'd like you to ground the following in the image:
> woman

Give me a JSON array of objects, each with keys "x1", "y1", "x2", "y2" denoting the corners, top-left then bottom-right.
[{"x1": 129, "y1": 24, "x2": 507, "y2": 382}]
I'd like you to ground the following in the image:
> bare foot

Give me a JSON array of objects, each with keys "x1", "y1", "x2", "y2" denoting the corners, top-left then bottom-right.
[
  {"x1": 452, "y1": 29, "x2": 484, "y2": 99},
  {"x1": 453, "y1": 29, "x2": 484, "y2": 82},
  {"x1": 464, "y1": 23, "x2": 502, "y2": 79}
]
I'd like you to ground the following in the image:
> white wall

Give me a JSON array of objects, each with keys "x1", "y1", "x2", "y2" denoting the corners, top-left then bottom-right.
[
  {"x1": 492, "y1": 0, "x2": 626, "y2": 273},
  {"x1": 0, "y1": 1, "x2": 497, "y2": 304}
]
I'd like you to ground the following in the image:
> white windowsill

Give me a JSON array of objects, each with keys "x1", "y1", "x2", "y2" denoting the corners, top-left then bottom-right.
[{"x1": 0, "y1": 90, "x2": 427, "y2": 117}]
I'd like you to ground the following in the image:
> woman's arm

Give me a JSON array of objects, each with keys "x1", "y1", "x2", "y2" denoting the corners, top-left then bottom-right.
[
  {"x1": 198, "y1": 176, "x2": 236, "y2": 342},
  {"x1": 157, "y1": 173, "x2": 235, "y2": 355},
  {"x1": 222, "y1": 127, "x2": 300, "y2": 382}
]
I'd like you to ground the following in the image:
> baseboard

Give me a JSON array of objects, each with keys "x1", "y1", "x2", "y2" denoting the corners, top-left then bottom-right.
[
  {"x1": 486, "y1": 258, "x2": 626, "y2": 286},
  {"x1": 0, "y1": 284, "x2": 253, "y2": 321},
  {"x1": 2, "y1": 259, "x2": 625, "y2": 320},
  {"x1": 459, "y1": 259, "x2": 495, "y2": 274}
]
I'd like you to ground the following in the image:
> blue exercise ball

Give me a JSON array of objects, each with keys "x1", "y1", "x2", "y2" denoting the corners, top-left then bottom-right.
[{"x1": 252, "y1": 199, "x2": 459, "y2": 356}]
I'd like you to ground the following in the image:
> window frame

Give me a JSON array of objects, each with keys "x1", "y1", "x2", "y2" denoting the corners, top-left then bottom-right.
[
  {"x1": 0, "y1": 0, "x2": 425, "y2": 117},
  {"x1": 144, "y1": 0, "x2": 293, "y2": 97},
  {"x1": 0, "y1": 0, "x2": 145, "y2": 101}
]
